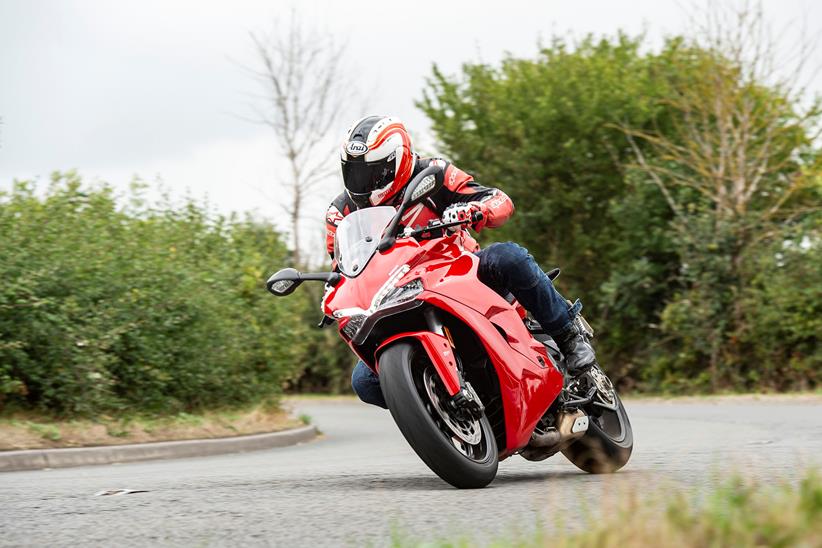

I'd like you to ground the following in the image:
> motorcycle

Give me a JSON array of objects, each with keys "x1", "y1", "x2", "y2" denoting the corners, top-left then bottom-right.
[{"x1": 266, "y1": 165, "x2": 633, "y2": 488}]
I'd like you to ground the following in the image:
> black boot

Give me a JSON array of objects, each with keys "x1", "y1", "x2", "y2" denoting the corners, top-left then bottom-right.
[{"x1": 555, "y1": 321, "x2": 597, "y2": 374}]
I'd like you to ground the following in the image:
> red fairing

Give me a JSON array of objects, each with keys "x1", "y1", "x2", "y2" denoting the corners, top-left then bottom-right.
[
  {"x1": 376, "y1": 331, "x2": 461, "y2": 396},
  {"x1": 323, "y1": 231, "x2": 564, "y2": 457}
]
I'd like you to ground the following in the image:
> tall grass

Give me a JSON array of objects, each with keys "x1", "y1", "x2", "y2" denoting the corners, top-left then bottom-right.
[{"x1": 392, "y1": 470, "x2": 822, "y2": 547}]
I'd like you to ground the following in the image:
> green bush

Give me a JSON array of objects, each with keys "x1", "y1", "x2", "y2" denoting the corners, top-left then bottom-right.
[
  {"x1": 418, "y1": 34, "x2": 685, "y2": 385},
  {"x1": 419, "y1": 33, "x2": 821, "y2": 393},
  {"x1": 0, "y1": 172, "x2": 310, "y2": 416}
]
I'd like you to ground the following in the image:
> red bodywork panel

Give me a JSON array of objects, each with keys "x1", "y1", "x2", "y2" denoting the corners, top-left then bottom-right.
[
  {"x1": 323, "y1": 232, "x2": 564, "y2": 455},
  {"x1": 375, "y1": 332, "x2": 461, "y2": 395}
]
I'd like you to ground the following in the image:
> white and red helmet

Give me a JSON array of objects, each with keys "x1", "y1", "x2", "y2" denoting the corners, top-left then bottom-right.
[{"x1": 340, "y1": 115, "x2": 415, "y2": 207}]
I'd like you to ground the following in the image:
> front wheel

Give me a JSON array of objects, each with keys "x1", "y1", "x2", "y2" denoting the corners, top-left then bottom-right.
[
  {"x1": 378, "y1": 342, "x2": 498, "y2": 488},
  {"x1": 562, "y1": 366, "x2": 633, "y2": 473}
]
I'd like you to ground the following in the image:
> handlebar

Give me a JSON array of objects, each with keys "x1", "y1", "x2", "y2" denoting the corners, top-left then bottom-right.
[{"x1": 404, "y1": 210, "x2": 484, "y2": 240}]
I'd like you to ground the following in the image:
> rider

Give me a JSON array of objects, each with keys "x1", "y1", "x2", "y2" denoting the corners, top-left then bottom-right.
[{"x1": 326, "y1": 115, "x2": 596, "y2": 409}]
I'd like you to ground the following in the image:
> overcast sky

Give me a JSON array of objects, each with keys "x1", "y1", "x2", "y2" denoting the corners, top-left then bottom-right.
[{"x1": 1, "y1": 0, "x2": 820, "y2": 253}]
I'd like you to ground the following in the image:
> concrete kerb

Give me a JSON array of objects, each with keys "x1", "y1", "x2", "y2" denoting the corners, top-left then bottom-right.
[{"x1": 0, "y1": 424, "x2": 318, "y2": 473}]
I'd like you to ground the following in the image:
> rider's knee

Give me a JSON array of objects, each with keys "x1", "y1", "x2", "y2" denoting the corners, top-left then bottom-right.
[
  {"x1": 479, "y1": 242, "x2": 536, "y2": 290},
  {"x1": 351, "y1": 361, "x2": 388, "y2": 409},
  {"x1": 351, "y1": 361, "x2": 371, "y2": 396},
  {"x1": 481, "y1": 242, "x2": 529, "y2": 269}
]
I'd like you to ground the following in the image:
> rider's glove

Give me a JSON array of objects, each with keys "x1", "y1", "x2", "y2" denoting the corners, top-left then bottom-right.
[{"x1": 441, "y1": 202, "x2": 488, "y2": 231}]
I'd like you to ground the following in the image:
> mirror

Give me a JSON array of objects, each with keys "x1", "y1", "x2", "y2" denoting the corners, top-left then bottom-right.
[
  {"x1": 266, "y1": 268, "x2": 302, "y2": 296},
  {"x1": 403, "y1": 171, "x2": 442, "y2": 206},
  {"x1": 378, "y1": 165, "x2": 444, "y2": 252},
  {"x1": 266, "y1": 268, "x2": 341, "y2": 296}
]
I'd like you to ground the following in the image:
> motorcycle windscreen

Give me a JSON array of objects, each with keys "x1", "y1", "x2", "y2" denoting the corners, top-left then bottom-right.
[{"x1": 334, "y1": 206, "x2": 396, "y2": 277}]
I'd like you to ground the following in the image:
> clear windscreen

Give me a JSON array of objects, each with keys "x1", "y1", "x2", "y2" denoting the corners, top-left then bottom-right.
[{"x1": 334, "y1": 206, "x2": 396, "y2": 277}]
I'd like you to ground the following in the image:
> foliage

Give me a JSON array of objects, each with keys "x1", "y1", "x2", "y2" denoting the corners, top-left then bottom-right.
[
  {"x1": 622, "y1": 8, "x2": 822, "y2": 391},
  {"x1": 282, "y1": 279, "x2": 355, "y2": 394},
  {"x1": 0, "y1": 173, "x2": 314, "y2": 416},
  {"x1": 419, "y1": 31, "x2": 821, "y2": 392},
  {"x1": 419, "y1": 34, "x2": 686, "y2": 384},
  {"x1": 3, "y1": 28, "x2": 820, "y2": 412}
]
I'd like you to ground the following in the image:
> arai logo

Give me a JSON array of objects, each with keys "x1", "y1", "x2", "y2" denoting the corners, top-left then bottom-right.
[{"x1": 345, "y1": 141, "x2": 368, "y2": 156}]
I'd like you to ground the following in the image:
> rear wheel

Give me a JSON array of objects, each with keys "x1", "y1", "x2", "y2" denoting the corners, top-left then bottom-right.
[
  {"x1": 562, "y1": 365, "x2": 633, "y2": 473},
  {"x1": 378, "y1": 342, "x2": 498, "y2": 488}
]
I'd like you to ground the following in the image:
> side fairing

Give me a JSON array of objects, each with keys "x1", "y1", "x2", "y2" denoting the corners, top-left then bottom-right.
[
  {"x1": 324, "y1": 234, "x2": 564, "y2": 454},
  {"x1": 323, "y1": 238, "x2": 425, "y2": 317},
  {"x1": 413, "y1": 249, "x2": 563, "y2": 453}
]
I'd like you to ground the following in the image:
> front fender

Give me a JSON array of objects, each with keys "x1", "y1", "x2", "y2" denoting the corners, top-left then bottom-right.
[{"x1": 375, "y1": 331, "x2": 460, "y2": 396}]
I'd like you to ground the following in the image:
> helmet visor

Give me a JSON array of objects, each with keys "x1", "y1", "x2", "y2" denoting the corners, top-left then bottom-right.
[{"x1": 342, "y1": 156, "x2": 396, "y2": 195}]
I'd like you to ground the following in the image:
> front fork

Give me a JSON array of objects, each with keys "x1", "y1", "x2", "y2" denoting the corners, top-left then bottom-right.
[{"x1": 424, "y1": 308, "x2": 485, "y2": 420}]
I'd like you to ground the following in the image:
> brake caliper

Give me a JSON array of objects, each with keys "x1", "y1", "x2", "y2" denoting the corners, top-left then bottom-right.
[{"x1": 449, "y1": 382, "x2": 485, "y2": 421}]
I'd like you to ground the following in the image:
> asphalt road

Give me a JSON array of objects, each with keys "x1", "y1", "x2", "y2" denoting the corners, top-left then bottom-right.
[{"x1": 1, "y1": 396, "x2": 820, "y2": 547}]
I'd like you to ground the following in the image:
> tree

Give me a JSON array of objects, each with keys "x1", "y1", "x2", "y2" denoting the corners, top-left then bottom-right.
[
  {"x1": 622, "y1": 3, "x2": 822, "y2": 389},
  {"x1": 418, "y1": 34, "x2": 686, "y2": 383},
  {"x1": 247, "y1": 14, "x2": 352, "y2": 267},
  {"x1": 419, "y1": 17, "x2": 821, "y2": 392}
]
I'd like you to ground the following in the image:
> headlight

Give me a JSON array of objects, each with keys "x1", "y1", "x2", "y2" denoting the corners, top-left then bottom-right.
[{"x1": 377, "y1": 278, "x2": 423, "y2": 309}]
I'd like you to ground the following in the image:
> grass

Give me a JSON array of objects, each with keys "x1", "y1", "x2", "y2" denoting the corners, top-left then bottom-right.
[
  {"x1": 622, "y1": 391, "x2": 822, "y2": 405},
  {"x1": 287, "y1": 391, "x2": 822, "y2": 402},
  {"x1": 389, "y1": 470, "x2": 822, "y2": 547},
  {"x1": 0, "y1": 402, "x2": 303, "y2": 451}
]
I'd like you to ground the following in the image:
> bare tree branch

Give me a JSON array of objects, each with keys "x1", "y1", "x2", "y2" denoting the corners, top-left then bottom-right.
[{"x1": 246, "y1": 12, "x2": 355, "y2": 267}]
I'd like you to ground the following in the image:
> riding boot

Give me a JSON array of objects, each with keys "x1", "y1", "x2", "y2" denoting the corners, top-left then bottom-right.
[{"x1": 555, "y1": 322, "x2": 597, "y2": 374}]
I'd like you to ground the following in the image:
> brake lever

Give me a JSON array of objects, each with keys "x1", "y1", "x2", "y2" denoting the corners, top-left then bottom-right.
[{"x1": 407, "y1": 215, "x2": 479, "y2": 239}]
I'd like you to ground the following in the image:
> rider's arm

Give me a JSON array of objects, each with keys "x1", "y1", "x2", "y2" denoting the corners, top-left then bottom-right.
[
  {"x1": 439, "y1": 164, "x2": 515, "y2": 231},
  {"x1": 325, "y1": 202, "x2": 345, "y2": 258}
]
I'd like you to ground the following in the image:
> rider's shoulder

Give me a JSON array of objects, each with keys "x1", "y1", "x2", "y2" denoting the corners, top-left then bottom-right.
[
  {"x1": 416, "y1": 156, "x2": 451, "y2": 172},
  {"x1": 417, "y1": 157, "x2": 458, "y2": 185},
  {"x1": 416, "y1": 157, "x2": 473, "y2": 191}
]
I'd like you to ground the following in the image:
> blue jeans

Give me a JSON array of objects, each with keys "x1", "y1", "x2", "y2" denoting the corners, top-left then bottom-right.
[
  {"x1": 351, "y1": 359, "x2": 388, "y2": 409},
  {"x1": 351, "y1": 241, "x2": 580, "y2": 408}
]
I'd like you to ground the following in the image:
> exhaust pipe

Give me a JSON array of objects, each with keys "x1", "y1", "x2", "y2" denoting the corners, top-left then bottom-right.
[{"x1": 521, "y1": 410, "x2": 589, "y2": 461}]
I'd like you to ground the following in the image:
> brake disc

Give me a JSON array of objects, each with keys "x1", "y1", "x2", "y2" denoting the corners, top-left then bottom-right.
[
  {"x1": 589, "y1": 365, "x2": 617, "y2": 409},
  {"x1": 422, "y1": 367, "x2": 482, "y2": 445}
]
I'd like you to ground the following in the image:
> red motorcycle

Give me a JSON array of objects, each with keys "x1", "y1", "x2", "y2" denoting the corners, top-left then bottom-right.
[{"x1": 267, "y1": 166, "x2": 633, "y2": 488}]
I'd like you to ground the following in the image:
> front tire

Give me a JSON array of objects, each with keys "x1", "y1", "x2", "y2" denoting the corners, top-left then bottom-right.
[{"x1": 378, "y1": 342, "x2": 498, "y2": 488}]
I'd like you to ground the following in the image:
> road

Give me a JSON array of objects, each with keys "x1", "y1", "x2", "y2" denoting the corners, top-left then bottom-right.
[{"x1": 1, "y1": 396, "x2": 820, "y2": 547}]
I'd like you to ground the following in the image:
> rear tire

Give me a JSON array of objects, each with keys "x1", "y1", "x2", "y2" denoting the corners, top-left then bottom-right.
[
  {"x1": 562, "y1": 391, "x2": 633, "y2": 473},
  {"x1": 379, "y1": 341, "x2": 498, "y2": 488}
]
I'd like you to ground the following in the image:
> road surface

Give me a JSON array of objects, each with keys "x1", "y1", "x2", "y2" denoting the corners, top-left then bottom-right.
[{"x1": 1, "y1": 396, "x2": 820, "y2": 546}]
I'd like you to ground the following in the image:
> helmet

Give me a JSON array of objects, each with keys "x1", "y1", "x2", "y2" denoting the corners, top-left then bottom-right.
[{"x1": 340, "y1": 115, "x2": 415, "y2": 208}]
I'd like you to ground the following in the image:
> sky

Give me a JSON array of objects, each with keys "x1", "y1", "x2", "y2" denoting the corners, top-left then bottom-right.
[{"x1": 1, "y1": 0, "x2": 820, "y2": 257}]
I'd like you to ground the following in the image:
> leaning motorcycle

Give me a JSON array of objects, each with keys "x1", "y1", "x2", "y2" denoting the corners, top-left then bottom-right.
[{"x1": 267, "y1": 166, "x2": 633, "y2": 488}]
